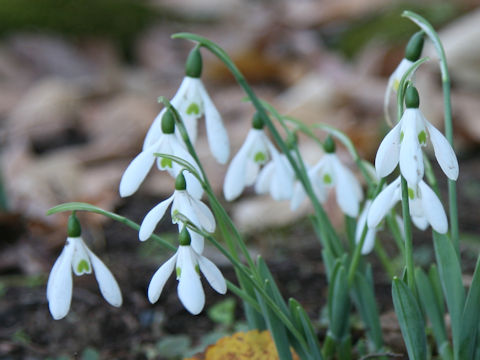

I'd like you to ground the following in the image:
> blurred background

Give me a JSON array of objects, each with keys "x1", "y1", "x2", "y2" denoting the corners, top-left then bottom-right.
[{"x1": 1, "y1": 0, "x2": 480, "y2": 359}]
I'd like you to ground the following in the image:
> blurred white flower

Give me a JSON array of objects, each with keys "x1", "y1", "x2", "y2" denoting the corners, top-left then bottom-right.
[
  {"x1": 46, "y1": 237, "x2": 122, "y2": 320},
  {"x1": 290, "y1": 153, "x2": 363, "y2": 217},
  {"x1": 223, "y1": 127, "x2": 273, "y2": 201},
  {"x1": 367, "y1": 177, "x2": 448, "y2": 234}
]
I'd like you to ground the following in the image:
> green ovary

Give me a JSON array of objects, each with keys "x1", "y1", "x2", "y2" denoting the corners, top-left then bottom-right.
[
  {"x1": 77, "y1": 259, "x2": 90, "y2": 273},
  {"x1": 323, "y1": 173, "x2": 332, "y2": 185},
  {"x1": 254, "y1": 152, "x2": 266, "y2": 163},
  {"x1": 186, "y1": 102, "x2": 200, "y2": 115}
]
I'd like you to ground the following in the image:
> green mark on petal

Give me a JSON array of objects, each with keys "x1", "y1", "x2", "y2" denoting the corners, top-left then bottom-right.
[
  {"x1": 400, "y1": 131, "x2": 404, "y2": 142},
  {"x1": 254, "y1": 152, "x2": 266, "y2": 163},
  {"x1": 186, "y1": 102, "x2": 200, "y2": 115},
  {"x1": 323, "y1": 173, "x2": 332, "y2": 185},
  {"x1": 393, "y1": 79, "x2": 400, "y2": 92},
  {"x1": 77, "y1": 259, "x2": 90, "y2": 273},
  {"x1": 160, "y1": 157, "x2": 172, "y2": 168},
  {"x1": 176, "y1": 267, "x2": 181, "y2": 278},
  {"x1": 408, "y1": 187, "x2": 415, "y2": 200},
  {"x1": 195, "y1": 264, "x2": 200, "y2": 275},
  {"x1": 418, "y1": 130, "x2": 427, "y2": 145}
]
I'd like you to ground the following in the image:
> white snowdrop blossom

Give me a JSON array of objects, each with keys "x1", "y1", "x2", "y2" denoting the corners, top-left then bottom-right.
[
  {"x1": 119, "y1": 112, "x2": 203, "y2": 199},
  {"x1": 254, "y1": 145, "x2": 295, "y2": 201},
  {"x1": 143, "y1": 77, "x2": 230, "y2": 164},
  {"x1": 148, "y1": 244, "x2": 226, "y2": 315},
  {"x1": 46, "y1": 237, "x2": 122, "y2": 320},
  {"x1": 375, "y1": 107, "x2": 459, "y2": 186},
  {"x1": 384, "y1": 58, "x2": 414, "y2": 124},
  {"x1": 223, "y1": 127, "x2": 274, "y2": 201},
  {"x1": 139, "y1": 186, "x2": 215, "y2": 254},
  {"x1": 290, "y1": 153, "x2": 363, "y2": 217},
  {"x1": 367, "y1": 177, "x2": 448, "y2": 234}
]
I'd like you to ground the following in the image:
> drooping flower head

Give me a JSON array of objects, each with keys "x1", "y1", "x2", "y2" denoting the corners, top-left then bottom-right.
[
  {"x1": 148, "y1": 228, "x2": 226, "y2": 315},
  {"x1": 367, "y1": 177, "x2": 448, "y2": 234},
  {"x1": 376, "y1": 86, "x2": 458, "y2": 185},
  {"x1": 119, "y1": 109, "x2": 203, "y2": 199},
  {"x1": 223, "y1": 113, "x2": 275, "y2": 201},
  {"x1": 143, "y1": 47, "x2": 229, "y2": 164},
  {"x1": 384, "y1": 31, "x2": 424, "y2": 125},
  {"x1": 139, "y1": 172, "x2": 215, "y2": 254},
  {"x1": 291, "y1": 136, "x2": 363, "y2": 217},
  {"x1": 47, "y1": 213, "x2": 122, "y2": 320}
]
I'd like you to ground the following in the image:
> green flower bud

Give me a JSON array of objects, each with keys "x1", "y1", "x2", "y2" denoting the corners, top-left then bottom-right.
[
  {"x1": 323, "y1": 135, "x2": 336, "y2": 153},
  {"x1": 161, "y1": 109, "x2": 176, "y2": 134},
  {"x1": 252, "y1": 113, "x2": 264, "y2": 130},
  {"x1": 175, "y1": 172, "x2": 187, "y2": 190},
  {"x1": 67, "y1": 212, "x2": 81, "y2": 237},
  {"x1": 405, "y1": 31, "x2": 424, "y2": 62},
  {"x1": 185, "y1": 47, "x2": 203, "y2": 78},
  {"x1": 179, "y1": 227, "x2": 191, "y2": 246},
  {"x1": 405, "y1": 86, "x2": 420, "y2": 109}
]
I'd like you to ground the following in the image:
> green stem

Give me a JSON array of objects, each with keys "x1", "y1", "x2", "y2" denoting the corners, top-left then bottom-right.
[
  {"x1": 400, "y1": 177, "x2": 416, "y2": 295},
  {"x1": 373, "y1": 240, "x2": 396, "y2": 279},
  {"x1": 402, "y1": 10, "x2": 459, "y2": 257}
]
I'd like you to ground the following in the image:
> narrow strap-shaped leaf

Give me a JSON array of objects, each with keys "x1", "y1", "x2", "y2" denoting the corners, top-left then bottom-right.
[
  {"x1": 392, "y1": 277, "x2": 427, "y2": 360},
  {"x1": 433, "y1": 232, "x2": 465, "y2": 355},
  {"x1": 257, "y1": 257, "x2": 290, "y2": 316},
  {"x1": 351, "y1": 272, "x2": 383, "y2": 350},
  {"x1": 329, "y1": 265, "x2": 350, "y2": 340},
  {"x1": 322, "y1": 248, "x2": 335, "y2": 280},
  {"x1": 415, "y1": 268, "x2": 452, "y2": 360},
  {"x1": 459, "y1": 255, "x2": 480, "y2": 359},
  {"x1": 428, "y1": 264, "x2": 445, "y2": 314}
]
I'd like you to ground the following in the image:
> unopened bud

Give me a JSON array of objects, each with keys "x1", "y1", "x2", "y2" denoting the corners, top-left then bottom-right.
[{"x1": 405, "y1": 31, "x2": 424, "y2": 62}]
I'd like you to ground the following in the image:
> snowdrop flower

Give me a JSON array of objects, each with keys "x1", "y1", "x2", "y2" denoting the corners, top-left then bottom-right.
[
  {"x1": 291, "y1": 136, "x2": 363, "y2": 217},
  {"x1": 376, "y1": 86, "x2": 458, "y2": 185},
  {"x1": 148, "y1": 228, "x2": 226, "y2": 315},
  {"x1": 144, "y1": 47, "x2": 229, "y2": 164},
  {"x1": 254, "y1": 143, "x2": 295, "y2": 201},
  {"x1": 119, "y1": 109, "x2": 203, "y2": 199},
  {"x1": 223, "y1": 113, "x2": 274, "y2": 201},
  {"x1": 367, "y1": 177, "x2": 448, "y2": 234},
  {"x1": 384, "y1": 32, "x2": 424, "y2": 125},
  {"x1": 46, "y1": 214, "x2": 122, "y2": 320},
  {"x1": 139, "y1": 173, "x2": 215, "y2": 254}
]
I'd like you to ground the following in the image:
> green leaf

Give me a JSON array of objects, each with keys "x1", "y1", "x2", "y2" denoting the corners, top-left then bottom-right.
[
  {"x1": 256, "y1": 257, "x2": 289, "y2": 316},
  {"x1": 392, "y1": 277, "x2": 427, "y2": 360},
  {"x1": 207, "y1": 298, "x2": 236, "y2": 327},
  {"x1": 459, "y1": 255, "x2": 480, "y2": 359},
  {"x1": 415, "y1": 268, "x2": 452, "y2": 359},
  {"x1": 328, "y1": 265, "x2": 350, "y2": 340},
  {"x1": 155, "y1": 335, "x2": 191, "y2": 357},
  {"x1": 433, "y1": 232, "x2": 465, "y2": 355},
  {"x1": 351, "y1": 272, "x2": 383, "y2": 350}
]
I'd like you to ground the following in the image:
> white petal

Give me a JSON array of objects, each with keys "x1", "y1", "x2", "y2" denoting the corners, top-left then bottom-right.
[
  {"x1": 399, "y1": 110, "x2": 424, "y2": 184},
  {"x1": 254, "y1": 162, "x2": 274, "y2": 195},
  {"x1": 71, "y1": 238, "x2": 92, "y2": 276},
  {"x1": 375, "y1": 122, "x2": 401, "y2": 178},
  {"x1": 418, "y1": 181, "x2": 448, "y2": 234},
  {"x1": 177, "y1": 247, "x2": 205, "y2": 315},
  {"x1": 148, "y1": 253, "x2": 177, "y2": 303},
  {"x1": 367, "y1": 178, "x2": 401, "y2": 228},
  {"x1": 223, "y1": 144, "x2": 249, "y2": 201},
  {"x1": 424, "y1": 120, "x2": 459, "y2": 180},
  {"x1": 143, "y1": 109, "x2": 165, "y2": 150},
  {"x1": 119, "y1": 144, "x2": 157, "y2": 197},
  {"x1": 411, "y1": 214, "x2": 429, "y2": 231},
  {"x1": 198, "y1": 254, "x2": 227, "y2": 294},
  {"x1": 331, "y1": 155, "x2": 363, "y2": 217},
  {"x1": 198, "y1": 81, "x2": 230, "y2": 164},
  {"x1": 362, "y1": 229, "x2": 376, "y2": 255},
  {"x1": 47, "y1": 238, "x2": 75, "y2": 320},
  {"x1": 184, "y1": 171, "x2": 204, "y2": 199},
  {"x1": 383, "y1": 75, "x2": 395, "y2": 126},
  {"x1": 270, "y1": 154, "x2": 295, "y2": 201},
  {"x1": 188, "y1": 229, "x2": 205, "y2": 254},
  {"x1": 86, "y1": 247, "x2": 122, "y2": 307},
  {"x1": 139, "y1": 196, "x2": 174, "y2": 241},
  {"x1": 190, "y1": 197, "x2": 216, "y2": 233},
  {"x1": 290, "y1": 182, "x2": 306, "y2": 211}
]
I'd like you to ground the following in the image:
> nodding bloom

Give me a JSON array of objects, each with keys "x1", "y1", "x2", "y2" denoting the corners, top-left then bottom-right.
[
  {"x1": 254, "y1": 144, "x2": 295, "y2": 201},
  {"x1": 290, "y1": 136, "x2": 363, "y2": 217},
  {"x1": 223, "y1": 113, "x2": 274, "y2": 201},
  {"x1": 143, "y1": 48, "x2": 229, "y2": 164},
  {"x1": 47, "y1": 214, "x2": 122, "y2": 320},
  {"x1": 119, "y1": 109, "x2": 203, "y2": 199},
  {"x1": 367, "y1": 176, "x2": 448, "y2": 234},
  {"x1": 139, "y1": 173, "x2": 215, "y2": 254},
  {"x1": 148, "y1": 229, "x2": 226, "y2": 315},
  {"x1": 375, "y1": 86, "x2": 458, "y2": 186},
  {"x1": 384, "y1": 32, "x2": 424, "y2": 125}
]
